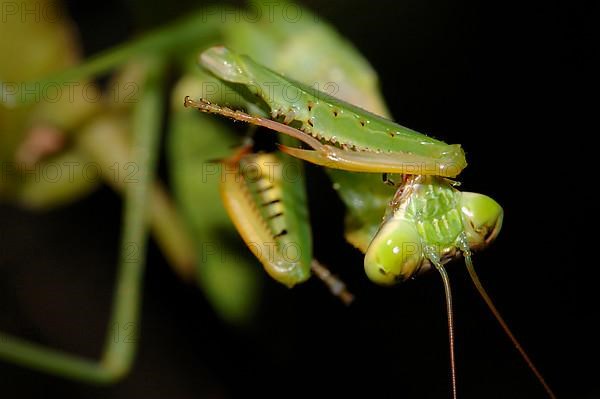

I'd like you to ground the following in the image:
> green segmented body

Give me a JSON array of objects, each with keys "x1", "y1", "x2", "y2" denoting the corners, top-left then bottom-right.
[
  {"x1": 241, "y1": 152, "x2": 311, "y2": 267},
  {"x1": 220, "y1": 149, "x2": 312, "y2": 287},
  {"x1": 239, "y1": 155, "x2": 286, "y2": 235},
  {"x1": 200, "y1": 47, "x2": 465, "y2": 169}
]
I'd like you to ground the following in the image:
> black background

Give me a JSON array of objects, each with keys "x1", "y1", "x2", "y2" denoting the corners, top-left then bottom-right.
[{"x1": 0, "y1": 0, "x2": 593, "y2": 398}]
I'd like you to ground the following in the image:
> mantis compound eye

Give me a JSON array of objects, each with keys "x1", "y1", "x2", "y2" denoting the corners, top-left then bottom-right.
[
  {"x1": 460, "y1": 192, "x2": 504, "y2": 250},
  {"x1": 364, "y1": 218, "x2": 424, "y2": 285}
]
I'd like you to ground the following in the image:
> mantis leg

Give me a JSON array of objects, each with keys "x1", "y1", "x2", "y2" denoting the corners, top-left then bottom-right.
[
  {"x1": 184, "y1": 97, "x2": 462, "y2": 178},
  {"x1": 310, "y1": 260, "x2": 354, "y2": 305},
  {"x1": 0, "y1": 57, "x2": 166, "y2": 384}
]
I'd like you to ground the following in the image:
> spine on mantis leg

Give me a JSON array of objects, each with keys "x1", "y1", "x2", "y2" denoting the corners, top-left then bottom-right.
[{"x1": 200, "y1": 46, "x2": 467, "y2": 177}]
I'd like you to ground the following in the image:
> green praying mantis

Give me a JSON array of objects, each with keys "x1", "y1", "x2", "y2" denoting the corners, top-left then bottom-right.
[
  {"x1": 182, "y1": 46, "x2": 556, "y2": 399},
  {"x1": 0, "y1": 1, "x2": 556, "y2": 397}
]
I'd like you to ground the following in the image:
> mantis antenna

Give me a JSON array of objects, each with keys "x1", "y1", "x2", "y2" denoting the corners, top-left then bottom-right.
[
  {"x1": 464, "y1": 254, "x2": 556, "y2": 399},
  {"x1": 431, "y1": 260, "x2": 458, "y2": 399}
]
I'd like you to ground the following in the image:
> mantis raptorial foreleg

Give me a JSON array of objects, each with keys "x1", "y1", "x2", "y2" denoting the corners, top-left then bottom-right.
[
  {"x1": 0, "y1": 57, "x2": 166, "y2": 383},
  {"x1": 192, "y1": 46, "x2": 467, "y2": 178},
  {"x1": 183, "y1": 97, "x2": 460, "y2": 177},
  {"x1": 216, "y1": 141, "x2": 353, "y2": 303}
]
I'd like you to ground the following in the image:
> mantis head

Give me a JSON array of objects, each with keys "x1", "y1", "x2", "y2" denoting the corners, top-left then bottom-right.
[
  {"x1": 364, "y1": 188, "x2": 503, "y2": 286},
  {"x1": 362, "y1": 185, "x2": 554, "y2": 397}
]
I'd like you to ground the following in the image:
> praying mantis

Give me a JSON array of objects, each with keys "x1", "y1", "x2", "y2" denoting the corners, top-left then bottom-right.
[
  {"x1": 183, "y1": 46, "x2": 556, "y2": 399},
  {"x1": 0, "y1": 0, "x2": 557, "y2": 397}
]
